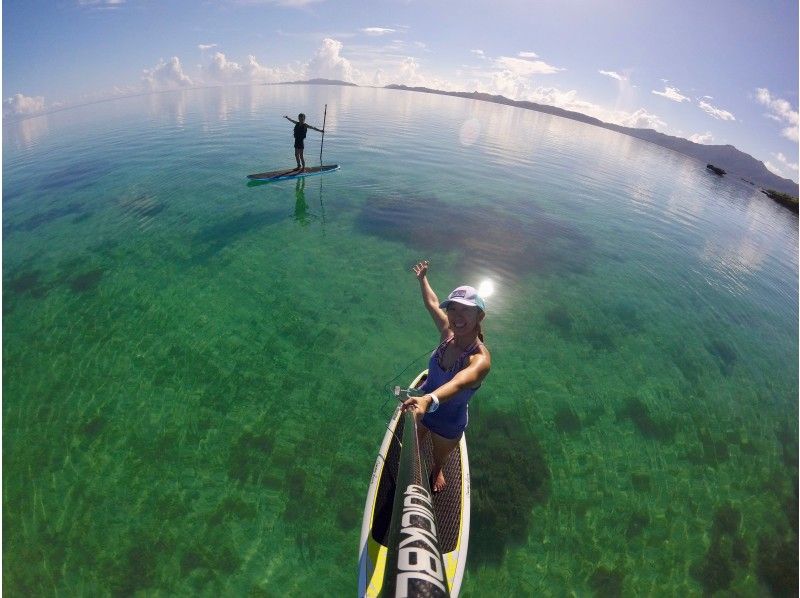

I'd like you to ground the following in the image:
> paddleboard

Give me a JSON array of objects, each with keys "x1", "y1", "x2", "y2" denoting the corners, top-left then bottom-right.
[
  {"x1": 246, "y1": 164, "x2": 339, "y2": 182},
  {"x1": 358, "y1": 370, "x2": 471, "y2": 597}
]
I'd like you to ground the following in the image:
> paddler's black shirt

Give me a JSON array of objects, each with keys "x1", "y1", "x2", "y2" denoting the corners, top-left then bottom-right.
[{"x1": 293, "y1": 123, "x2": 307, "y2": 141}]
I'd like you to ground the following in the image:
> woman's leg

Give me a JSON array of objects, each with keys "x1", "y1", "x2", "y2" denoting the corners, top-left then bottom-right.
[{"x1": 429, "y1": 432, "x2": 460, "y2": 492}]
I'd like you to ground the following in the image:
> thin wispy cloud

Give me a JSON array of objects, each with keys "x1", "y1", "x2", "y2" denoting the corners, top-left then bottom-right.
[
  {"x1": 652, "y1": 86, "x2": 690, "y2": 102},
  {"x1": 471, "y1": 49, "x2": 485, "y2": 57},
  {"x1": 199, "y1": 44, "x2": 218, "y2": 51},
  {"x1": 360, "y1": 27, "x2": 396, "y2": 36},
  {"x1": 495, "y1": 54, "x2": 564, "y2": 76},
  {"x1": 517, "y1": 51, "x2": 539, "y2": 59},
  {"x1": 599, "y1": 70, "x2": 625, "y2": 81},
  {"x1": 234, "y1": 0, "x2": 323, "y2": 6},
  {"x1": 756, "y1": 87, "x2": 798, "y2": 142},
  {"x1": 78, "y1": 0, "x2": 125, "y2": 8},
  {"x1": 698, "y1": 99, "x2": 735, "y2": 121}
]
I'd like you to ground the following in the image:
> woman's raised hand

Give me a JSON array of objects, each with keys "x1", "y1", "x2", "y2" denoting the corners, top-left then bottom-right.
[{"x1": 412, "y1": 260, "x2": 429, "y2": 280}]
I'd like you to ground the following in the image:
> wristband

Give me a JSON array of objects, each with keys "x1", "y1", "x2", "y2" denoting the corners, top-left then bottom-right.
[{"x1": 427, "y1": 393, "x2": 440, "y2": 413}]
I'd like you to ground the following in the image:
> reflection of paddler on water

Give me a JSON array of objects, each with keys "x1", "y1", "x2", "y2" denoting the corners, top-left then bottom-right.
[
  {"x1": 284, "y1": 113, "x2": 324, "y2": 172},
  {"x1": 402, "y1": 260, "x2": 491, "y2": 493},
  {"x1": 293, "y1": 177, "x2": 308, "y2": 224}
]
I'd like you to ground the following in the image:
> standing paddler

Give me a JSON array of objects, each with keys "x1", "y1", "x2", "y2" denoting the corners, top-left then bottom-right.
[{"x1": 283, "y1": 112, "x2": 324, "y2": 172}]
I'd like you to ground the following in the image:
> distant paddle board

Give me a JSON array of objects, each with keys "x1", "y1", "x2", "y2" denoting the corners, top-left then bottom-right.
[{"x1": 247, "y1": 164, "x2": 339, "y2": 182}]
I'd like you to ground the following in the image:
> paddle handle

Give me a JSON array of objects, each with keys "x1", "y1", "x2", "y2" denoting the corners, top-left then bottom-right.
[{"x1": 319, "y1": 104, "x2": 327, "y2": 165}]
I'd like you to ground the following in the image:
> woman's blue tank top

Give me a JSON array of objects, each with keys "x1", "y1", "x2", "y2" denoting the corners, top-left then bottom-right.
[{"x1": 420, "y1": 336, "x2": 481, "y2": 439}]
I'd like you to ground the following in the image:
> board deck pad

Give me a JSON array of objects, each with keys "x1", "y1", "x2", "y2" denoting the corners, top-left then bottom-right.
[
  {"x1": 246, "y1": 164, "x2": 339, "y2": 181},
  {"x1": 371, "y1": 413, "x2": 464, "y2": 552},
  {"x1": 359, "y1": 369, "x2": 470, "y2": 597}
]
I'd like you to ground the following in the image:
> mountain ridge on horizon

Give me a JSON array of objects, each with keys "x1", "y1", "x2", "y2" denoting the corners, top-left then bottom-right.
[
  {"x1": 273, "y1": 78, "x2": 798, "y2": 196},
  {"x1": 385, "y1": 84, "x2": 799, "y2": 197}
]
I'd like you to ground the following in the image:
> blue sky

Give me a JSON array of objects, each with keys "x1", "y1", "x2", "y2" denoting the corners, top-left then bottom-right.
[{"x1": 4, "y1": 0, "x2": 798, "y2": 182}]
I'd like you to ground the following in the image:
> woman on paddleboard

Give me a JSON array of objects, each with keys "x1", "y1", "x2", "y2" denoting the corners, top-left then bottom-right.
[
  {"x1": 283, "y1": 113, "x2": 323, "y2": 172},
  {"x1": 401, "y1": 260, "x2": 491, "y2": 492}
]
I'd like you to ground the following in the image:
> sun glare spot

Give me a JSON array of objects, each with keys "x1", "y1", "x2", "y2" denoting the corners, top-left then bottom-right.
[
  {"x1": 459, "y1": 118, "x2": 482, "y2": 146},
  {"x1": 478, "y1": 279, "x2": 495, "y2": 298}
]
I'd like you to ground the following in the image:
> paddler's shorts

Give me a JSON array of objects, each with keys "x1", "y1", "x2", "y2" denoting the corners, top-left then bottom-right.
[{"x1": 421, "y1": 408, "x2": 468, "y2": 440}]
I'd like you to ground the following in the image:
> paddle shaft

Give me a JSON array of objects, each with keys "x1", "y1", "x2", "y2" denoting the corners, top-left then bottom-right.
[{"x1": 319, "y1": 104, "x2": 327, "y2": 164}]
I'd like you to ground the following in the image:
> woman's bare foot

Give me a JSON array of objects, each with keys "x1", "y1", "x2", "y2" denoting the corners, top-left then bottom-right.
[{"x1": 430, "y1": 468, "x2": 446, "y2": 493}]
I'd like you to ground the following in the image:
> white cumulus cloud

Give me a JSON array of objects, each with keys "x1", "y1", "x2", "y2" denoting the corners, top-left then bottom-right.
[
  {"x1": 755, "y1": 87, "x2": 798, "y2": 142},
  {"x1": 200, "y1": 52, "x2": 292, "y2": 84},
  {"x1": 517, "y1": 51, "x2": 539, "y2": 59},
  {"x1": 618, "y1": 108, "x2": 667, "y2": 131},
  {"x1": 3, "y1": 93, "x2": 46, "y2": 119},
  {"x1": 207, "y1": 52, "x2": 244, "y2": 81},
  {"x1": 243, "y1": 55, "x2": 288, "y2": 83},
  {"x1": 305, "y1": 38, "x2": 355, "y2": 82},
  {"x1": 698, "y1": 100, "x2": 735, "y2": 121},
  {"x1": 772, "y1": 152, "x2": 799, "y2": 173},
  {"x1": 689, "y1": 131, "x2": 714, "y2": 144},
  {"x1": 652, "y1": 86, "x2": 690, "y2": 102},
  {"x1": 142, "y1": 57, "x2": 193, "y2": 91}
]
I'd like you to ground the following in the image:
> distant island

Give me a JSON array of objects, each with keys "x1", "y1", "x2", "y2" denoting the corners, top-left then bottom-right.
[
  {"x1": 385, "y1": 85, "x2": 799, "y2": 199},
  {"x1": 761, "y1": 189, "x2": 799, "y2": 213},
  {"x1": 275, "y1": 79, "x2": 799, "y2": 203},
  {"x1": 278, "y1": 78, "x2": 358, "y2": 87}
]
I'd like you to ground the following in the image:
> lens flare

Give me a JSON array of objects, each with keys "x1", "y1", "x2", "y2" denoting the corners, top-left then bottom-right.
[
  {"x1": 459, "y1": 118, "x2": 481, "y2": 146},
  {"x1": 478, "y1": 279, "x2": 495, "y2": 298}
]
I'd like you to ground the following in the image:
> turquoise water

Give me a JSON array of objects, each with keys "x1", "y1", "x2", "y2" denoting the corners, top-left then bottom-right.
[{"x1": 3, "y1": 84, "x2": 797, "y2": 595}]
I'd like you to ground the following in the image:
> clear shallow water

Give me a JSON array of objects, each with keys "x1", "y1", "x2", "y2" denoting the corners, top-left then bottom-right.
[{"x1": 3, "y1": 85, "x2": 798, "y2": 595}]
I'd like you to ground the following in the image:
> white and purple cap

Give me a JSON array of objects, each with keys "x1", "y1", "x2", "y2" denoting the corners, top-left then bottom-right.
[{"x1": 439, "y1": 285, "x2": 486, "y2": 312}]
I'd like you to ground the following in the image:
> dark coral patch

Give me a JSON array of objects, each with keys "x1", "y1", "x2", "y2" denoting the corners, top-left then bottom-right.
[
  {"x1": 589, "y1": 565, "x2": 624, "y2": 597},
  {"x1": 608, "y1": 300, "x2": 645, "y2": 333},
  {"x1": 468, "y1": 409, "x2": 550, "y2": 565},
  {"x1": 191, "y1": 210, "x2": 286, "y2": 263},
  {"x1": 4, "y1": 202, "x2": 85, "y2": 233},
  {"x1": 6, "y1": 269, "x2": 49, "y2": 298},
  {"x1": 119, "y1": 193, "x2": 165, "y2": 223},
  {"x1": 706, "y1": 339, "x2": 738, "y2": 375},
  {"x1": 625, "y1": 511, "x2": 650, "y2": 539},
  {"x1": 691, "y1": 503, "x2": 751, "y2": 596},
  {"x1": 615, "y1": 398, "x2": 675, "y2": 442},
  {"x1": 756, "y1": 534, "x2": 798, "y2": 597},
  {"x1": 630, "y1": 472, "x2": 651, "y2": 492},
  {"x1": 354, "y1": 193, "x2": 594, "y2": 279},
  {"x1": 691, "y1": 544, "x2": 734, "y2": 595},
  {"x1": 585, "y1": 329, "x2": 616, "y2": 351},
  {"x1": 545, "y1": 306, "x2": 573, "y2": 336},
  {"x1": 40, "y1": 160, "x2": 112, "y2": 191},
  {"x1": 68, "y1": 268, "x2": 104, "y2": 293},
  {"x1": 227, "y1": 427, "x2": 276, "y2": 485},
  {"x1": 554, "y1": 407, "x2": 582, "y2": 433}
]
